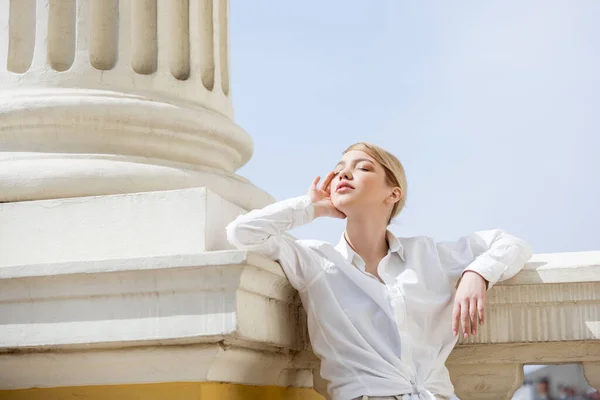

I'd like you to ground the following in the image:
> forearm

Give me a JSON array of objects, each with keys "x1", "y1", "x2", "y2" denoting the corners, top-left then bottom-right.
[
  {"x1": 438, "y1": 229, "x2": 533, "y2": 289},
  {"x1": 226, "y1": 195, "x2": 323, "y2": 290},
  {"x1": 226, "y1": 195, "x2": 314, "y2": 249}
]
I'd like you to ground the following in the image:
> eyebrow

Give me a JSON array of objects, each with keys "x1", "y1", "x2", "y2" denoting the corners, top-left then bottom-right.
[{"x1": 334, "y1": 158, "x2": 375, "y2": 169}]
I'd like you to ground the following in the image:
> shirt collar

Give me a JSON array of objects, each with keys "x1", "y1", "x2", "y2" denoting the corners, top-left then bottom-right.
[{"x1": 335, "y1": 230, "x2": 405, "y2": 262}]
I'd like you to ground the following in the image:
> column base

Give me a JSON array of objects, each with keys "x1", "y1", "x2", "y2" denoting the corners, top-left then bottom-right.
[
  {"x1": 0, "y1": 153, "x2": 272, "y2": 211},
  {"x1": 0, "y1": 88, "x2": 249, "y2": 171},
  {"x1": 0, "y1": 87, "x2": 269, "y2": 209}
]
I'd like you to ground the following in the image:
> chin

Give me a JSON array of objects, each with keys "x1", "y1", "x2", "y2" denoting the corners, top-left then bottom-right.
[{"x1": 331, "y1": 194, "x2": 354, "y2": 213}]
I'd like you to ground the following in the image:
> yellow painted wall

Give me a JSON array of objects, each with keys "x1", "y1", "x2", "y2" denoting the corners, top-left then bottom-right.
[{"x1": 0, "y1": 382, "x2": 325, "y2": 400}]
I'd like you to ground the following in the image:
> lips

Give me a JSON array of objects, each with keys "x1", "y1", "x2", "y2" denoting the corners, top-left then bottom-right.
[{"x1": 336, "y1": 182, "x2": 354, "y2": 192}]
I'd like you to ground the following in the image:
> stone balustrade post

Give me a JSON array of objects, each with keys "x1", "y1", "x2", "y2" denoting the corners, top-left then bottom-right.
[
  {"x1": 583, "y1": 362, "x2": 600, "y2": 393},
  {"x1": 449, "y1": 364, "x2": 523, "y2": 400}
]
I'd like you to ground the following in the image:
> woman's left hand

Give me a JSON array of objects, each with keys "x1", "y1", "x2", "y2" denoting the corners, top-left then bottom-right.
[{"x1": 452, "y1": 271, "x2": 488, "y2": 338}]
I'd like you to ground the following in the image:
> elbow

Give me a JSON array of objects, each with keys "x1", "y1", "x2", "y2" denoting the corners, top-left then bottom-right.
[
  {"x1": 225, "y1": 217, "x2": 267, "y2": 250},
  {"x1": 505, "y1": 232, "x2": 533, "y2": 264},
  {"x1": 487, "y1": 230, "x2": 533, "y2": 278},
  {"x1": 520, "y1": 240, "x2": 533, "y2": 263},
  {"x1": 505, "y1": 240, "x2": 533, "y2": 281},
  {"x1": 226, "y1": 218, "x2": 246, "y2": 249},
  {"x1": 493, "y1": 229, "x2": 533, "y2": 262}
]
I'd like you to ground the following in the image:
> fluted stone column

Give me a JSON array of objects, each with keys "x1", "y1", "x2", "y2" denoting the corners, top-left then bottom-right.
[{"x1": 0, "y1": 0, "x2": 270, "y2": 211}]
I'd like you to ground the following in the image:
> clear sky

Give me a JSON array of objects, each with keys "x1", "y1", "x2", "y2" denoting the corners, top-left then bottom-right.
[{"x1": 230, "y1": 1, "x2": 600, "y2": 254}]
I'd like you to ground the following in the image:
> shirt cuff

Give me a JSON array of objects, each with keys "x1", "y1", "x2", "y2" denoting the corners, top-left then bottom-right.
[
  {"x1": 285, "y1": 195, "x2": 316, "y2": 227},
  {"x1": 463, "y1": 256, "x2": 508, "y2": 289}
]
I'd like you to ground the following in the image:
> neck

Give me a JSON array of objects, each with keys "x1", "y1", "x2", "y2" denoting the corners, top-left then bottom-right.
[{"x1": 344, "y1": 214, "x2": 389, "y2": 263}]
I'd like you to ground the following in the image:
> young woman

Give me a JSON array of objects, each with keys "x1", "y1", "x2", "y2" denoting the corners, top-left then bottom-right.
[{"x1": 226, "y1": 142, "x2": 532, "y2": 400}]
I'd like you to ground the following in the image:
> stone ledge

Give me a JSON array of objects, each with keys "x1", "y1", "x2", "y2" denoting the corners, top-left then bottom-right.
[
  {"x1": 500, "y1": 251, "x2": 600, "y2": 285},
  {"x1": 448, "y1": 340, "x2": 600, "y2": 365},
  {"x1": 0, "y1": 250, "x2": 284, "y2": 281},
  {"x1": 0, "y1": 251, "x2": 306, "y2": 353}
]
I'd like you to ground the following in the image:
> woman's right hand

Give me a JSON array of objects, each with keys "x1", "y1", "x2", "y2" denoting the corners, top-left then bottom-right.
[{"x1": 309, "y1": 172, "x2": 346, "y2": 219}]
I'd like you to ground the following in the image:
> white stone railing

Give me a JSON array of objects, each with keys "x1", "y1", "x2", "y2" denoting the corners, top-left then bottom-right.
[
  {"x1": 1, "y1": 210, "x2": 597, "y2": 400},
  {"x1": 446, "y1": 251, "x2": 600, "y2": 399},
  {"x1": 298, "y1": 251, "x2": 600, "y2": 399}
]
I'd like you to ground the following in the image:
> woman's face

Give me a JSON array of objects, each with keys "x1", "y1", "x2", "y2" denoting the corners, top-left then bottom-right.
[{"x1": 329, "y1": 150, "x2": 396, "y2": 218}]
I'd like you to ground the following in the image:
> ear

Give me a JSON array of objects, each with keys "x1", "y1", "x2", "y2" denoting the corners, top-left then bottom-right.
[{"x1": 386, "y1": 187, "x2": 402, "y2": 205}]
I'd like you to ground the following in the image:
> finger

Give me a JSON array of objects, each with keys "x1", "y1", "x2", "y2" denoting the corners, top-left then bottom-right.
[
  {"x1": 311, "y1": 176, "x2": 320, "y2": 190},
  {"x1": 470, "y1": 298, "x2": 477, "y2": 335},
  {"x1": 478, "y1": 298, "x2": 485, "y2": 326},
  {"x1": 321, "y1": 171, "x2": 336, "y2": 192},
  {"x1": 451, "y1": 302, "x2": 460, "y2": 336},
  {"x1": 461, "y1": 300, "x2": 470, "y2": 338}
]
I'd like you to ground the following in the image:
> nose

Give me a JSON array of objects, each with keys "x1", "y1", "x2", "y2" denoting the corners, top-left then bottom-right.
[{"x1": 338, "y1": 166, "x2": 352, "y2": 180}]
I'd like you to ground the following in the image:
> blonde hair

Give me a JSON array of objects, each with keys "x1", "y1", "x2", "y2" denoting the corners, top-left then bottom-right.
[{"x1": 343, "y1": 142, "x2": 407, "y2": 223}]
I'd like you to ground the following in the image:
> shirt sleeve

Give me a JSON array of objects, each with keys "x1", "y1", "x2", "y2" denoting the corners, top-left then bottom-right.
[
  {"x1": 225, "y1": 195, "x2": 319, "y2": 290},
  {"x1": 435, "y1": 229, "x2": 533, "y2": 289}
]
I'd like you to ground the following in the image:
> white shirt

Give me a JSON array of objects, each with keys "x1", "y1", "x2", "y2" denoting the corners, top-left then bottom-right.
[{"x1": 226, "y1": 196, "x2": 532, "y2": 400}]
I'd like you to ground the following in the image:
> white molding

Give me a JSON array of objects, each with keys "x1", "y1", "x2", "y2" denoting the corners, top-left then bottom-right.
[{"x1": 0, "y1": 89, "x2": 248, "y2": 171}]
